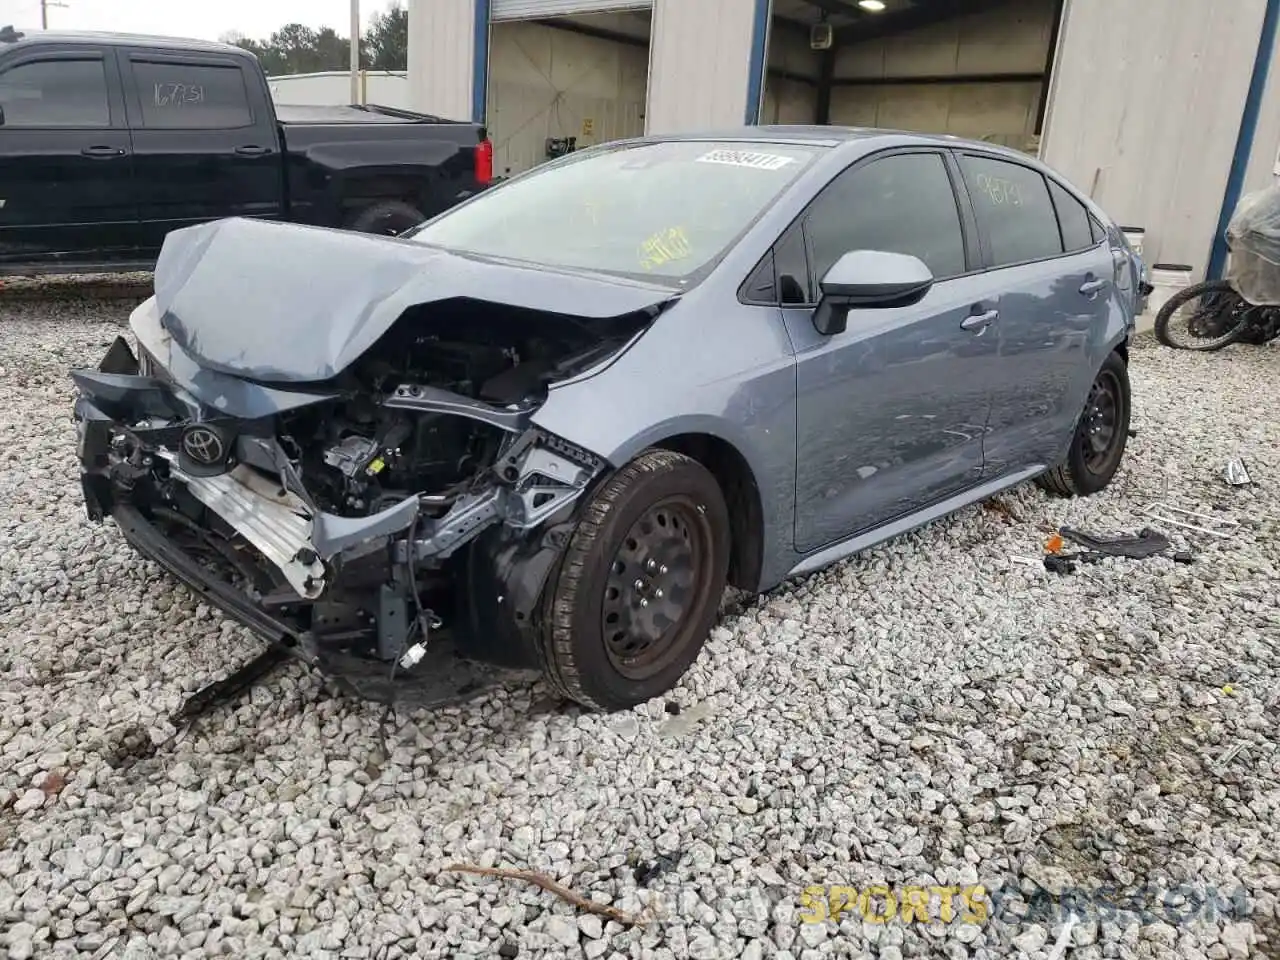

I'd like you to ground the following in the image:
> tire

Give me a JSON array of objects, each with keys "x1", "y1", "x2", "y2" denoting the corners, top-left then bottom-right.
[
  {"x1": 346, "y1": 200, "x2": 426, "y2": 237},
  {"x1": 1153, "y1": 279, "x2": 1248, "y2": 351},
  {"x1": 1036, "y1": 351, "x2": 1132, "y2": 498},
  {"x1": 540, "y1": 449, "x2": 731, "y2": 711}
]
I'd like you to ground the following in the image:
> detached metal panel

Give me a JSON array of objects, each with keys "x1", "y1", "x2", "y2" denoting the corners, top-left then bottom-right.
[
  {"x1": 647, "y1": 0, "x2": 767, "y2": 133},
  {"x1": 407, "y1": 0, "x2": 478, "y2": 121},
  {"x1": 492, "y1": 0, "x2": 651, "y2": 19},
  {"x1": 1040, "y1": 0, "x2": 1266, "y2": 277}
]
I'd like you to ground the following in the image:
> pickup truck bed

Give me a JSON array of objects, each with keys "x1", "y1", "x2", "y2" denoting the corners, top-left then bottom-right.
[{"x1": 0, "y1": 27, "x2": 488, "y2": 276}]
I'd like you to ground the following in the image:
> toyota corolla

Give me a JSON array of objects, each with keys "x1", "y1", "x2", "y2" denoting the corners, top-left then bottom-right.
[{"x1": 71, "y1": 127, "x2": 1142, "y2": 713}]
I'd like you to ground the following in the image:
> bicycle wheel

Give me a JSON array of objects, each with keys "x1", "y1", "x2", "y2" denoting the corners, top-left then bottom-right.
[{"x1": 1154, "y1": 280, "x2": 1251, "y2": 351}]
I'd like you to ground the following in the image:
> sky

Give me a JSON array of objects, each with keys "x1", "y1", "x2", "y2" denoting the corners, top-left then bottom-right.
[{"x1": 0, "y1": 0, "x2": 390, "y2": 43}]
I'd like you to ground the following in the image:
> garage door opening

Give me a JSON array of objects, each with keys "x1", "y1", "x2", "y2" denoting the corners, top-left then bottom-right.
[
  {"x1": 486, "y1": 6, "x2": 652, "y2": 178},
  {"x1": 762, "y1": 0, "x2": 1065, "y2": 157}
]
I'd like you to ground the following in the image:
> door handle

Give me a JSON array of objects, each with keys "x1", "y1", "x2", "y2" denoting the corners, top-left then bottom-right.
[
  {"x1": 1080, "y1": 278, "x2": 1108, "y2": 296},
  {"x1": 81, "y1": 145, "x2": 126, "y2": 158},
  {"x1": 961, "y1": 309, "x2": 999, "y2": 331},
  {"x1": 235, "y1": 145, "x2": 271, "y2": 156}
]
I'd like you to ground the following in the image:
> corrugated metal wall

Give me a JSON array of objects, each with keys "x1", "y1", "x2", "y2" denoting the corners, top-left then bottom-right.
[
  {"x1": 487, "y1": 20, "x2": 648, "y2": 175},
  {"x1": 1041, "y1": 0, "x2": 1267, "y2": 276},
  {"x1": 761, "y1": 26, "x2": 819, "y2": 125},
  {"x1": 829, "y1": 0, "x2": 1054, "y2": 153},
  {"x1": 646, "y1": 0, "x2": 762, "y2": 133},
  {"x1": 407, "y1": 0, "x2": 476, "y2": 120}
]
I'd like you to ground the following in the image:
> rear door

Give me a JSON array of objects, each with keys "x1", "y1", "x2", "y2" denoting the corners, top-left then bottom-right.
[
  {"x1": 0, "y1": 45, "x2": 136, "y2": 267},
  {"x1": 954, "y1": 152, "x2": 1113, "y2": 476},
  {"x1": 782, "y1": 149, "x2": 1002, "y2": 554},
  {"x1": 118, "y1": 49, "x2": 283, "y2": 256}
]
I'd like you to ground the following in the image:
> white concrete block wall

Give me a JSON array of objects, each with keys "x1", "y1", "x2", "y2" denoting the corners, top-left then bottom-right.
[{"x1": 267, "y1": 72, "x2": 413, "y2": 109}]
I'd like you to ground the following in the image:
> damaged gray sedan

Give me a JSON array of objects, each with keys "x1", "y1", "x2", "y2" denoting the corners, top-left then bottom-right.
[{"x1": 72, "y1": 128, "x2": 1141, "y2": 713}]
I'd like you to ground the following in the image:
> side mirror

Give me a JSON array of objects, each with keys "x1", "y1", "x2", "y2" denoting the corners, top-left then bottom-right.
[
  {"x1": 0, "y1": 105, "x2": 6, "y2": 127},
  {"x1": 813, "y1": 250, "x2": 935, "y2": 336}
]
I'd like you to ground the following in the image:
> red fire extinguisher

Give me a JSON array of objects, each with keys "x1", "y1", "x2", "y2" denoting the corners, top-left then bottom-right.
[{"x1": 475, "y1": 127, "x2": 494, "y2": 186}]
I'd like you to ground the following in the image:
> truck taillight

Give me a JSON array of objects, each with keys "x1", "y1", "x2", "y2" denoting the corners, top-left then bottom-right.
[{"x1": 475, "y1": 139, "x2": 494, "y2": 185}]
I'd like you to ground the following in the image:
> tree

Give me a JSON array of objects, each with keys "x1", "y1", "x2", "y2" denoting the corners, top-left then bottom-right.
[
  {"x1": 364, "y1": 3, "x2": 408, "y2": 71},
  {"x1": 225, "y1": 3, "x2": 408, "y2": 77}
]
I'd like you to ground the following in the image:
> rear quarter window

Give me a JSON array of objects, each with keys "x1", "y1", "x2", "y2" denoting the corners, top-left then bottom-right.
[{"x1": 1048, "y1": 178, "x2": 1098, "y2": 252}]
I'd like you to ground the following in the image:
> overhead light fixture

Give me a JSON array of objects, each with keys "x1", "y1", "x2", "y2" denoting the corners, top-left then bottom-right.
[{"x1": 858, "y1": 0, "x2": 887, "y2": 10}]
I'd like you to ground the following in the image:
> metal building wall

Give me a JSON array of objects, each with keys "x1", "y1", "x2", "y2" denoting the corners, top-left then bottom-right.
[
  {"x1": 1040, "y1": 0, "x2": 1267, "y2": 277},
  {"x1": 487, "y1": 20, "x2": 649, "y2": 175},
  {"x1": 407, "y1": 0, "x2": 479, "y2": 121},
  {"x1": 829, "y1": 0, "x2": 1055, "y2": 153},
  {"x1": 646, "y1": 0, "x2": 769, "y2": 133},
  {"x1": 1242, "y1": 20, "x2": 1280, "y2": 194}
]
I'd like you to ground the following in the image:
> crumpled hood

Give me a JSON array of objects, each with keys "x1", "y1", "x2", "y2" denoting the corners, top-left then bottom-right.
[{"x1": 153, "y1": 217, "x2": 679, "y2": 384}]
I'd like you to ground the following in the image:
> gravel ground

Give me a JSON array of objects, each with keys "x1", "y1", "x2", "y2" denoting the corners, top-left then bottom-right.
[{"x1": 1, "y1": 296, "x2": 1279, "y2": 960}]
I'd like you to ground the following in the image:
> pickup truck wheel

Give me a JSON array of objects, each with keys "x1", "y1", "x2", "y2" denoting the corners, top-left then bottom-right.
[
  {"x1": 541, "y1": 450, "x2": 731, "y2": 711},
  {"x1": 346, "y1": 201, "x2": 425, "y2": 237},
  {"x1": 1036, "y1": 351, "x2": 1131, "y2": 498}
]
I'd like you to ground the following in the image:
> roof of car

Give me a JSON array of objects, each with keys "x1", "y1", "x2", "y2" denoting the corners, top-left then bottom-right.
[
  {"x1": 629, "y1": 125, "x2": 1024, "y2": 155},
  {"x1": 0, "y1": 26, "x2": 251, "y2": 56}
]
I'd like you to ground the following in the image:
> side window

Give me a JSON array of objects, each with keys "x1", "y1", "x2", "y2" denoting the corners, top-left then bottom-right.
[
  {"x1": 1048, "y1": 178, "x2": 1097, "y2": 252},
  {"x1": 131, "y1": 60, "x2": 253, "y2": 129},
  {"x1": 804, "y1": 152, "x2": 967, "y2": 292},
  {"x1": 0, "y1": 58, "x2": 110, "y2": 127},
  {"x1": 1089, "y1": 216, "x2": 1105, "y2": 245},
  {"x1": 959, "y1": 155, "x2": 1063, "y2": 267}
]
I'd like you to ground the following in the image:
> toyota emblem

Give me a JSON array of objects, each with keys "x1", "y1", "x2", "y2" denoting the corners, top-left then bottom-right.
[{"x1": 181, "y1": 426, "x2": 225, "y2": 466}]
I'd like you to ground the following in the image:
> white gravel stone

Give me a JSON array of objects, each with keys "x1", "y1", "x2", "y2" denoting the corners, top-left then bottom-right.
[{"x1": 2, "y1": 304, "x2": 1280, "y2": 959}]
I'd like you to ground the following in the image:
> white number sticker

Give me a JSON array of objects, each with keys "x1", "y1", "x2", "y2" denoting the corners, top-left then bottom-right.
[{"x1": 696, "y1": 149, "x2": 796, "y2": 171}]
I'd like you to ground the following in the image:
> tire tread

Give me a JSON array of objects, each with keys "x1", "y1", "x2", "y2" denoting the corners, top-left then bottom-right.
[{"x1": 539, "y1": 449, "x2": 708, "y2": 710}]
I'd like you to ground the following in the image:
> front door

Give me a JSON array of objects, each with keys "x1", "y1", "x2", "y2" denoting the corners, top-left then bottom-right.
[
  {"x1": 954, "y1": 152, "x2": 1114, "y2": 475},
  {"x1": 0, "y1": 47, "x2": 137, "y2": 268},
  {"x1": 784, "y1": 150, "x2": 1001, "y2": 555}
]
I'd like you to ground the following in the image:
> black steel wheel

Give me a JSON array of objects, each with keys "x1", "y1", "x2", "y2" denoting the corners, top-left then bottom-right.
[
  {"x1": 1153, "y1": 279, "x2": 1250, "y2": 351},
  {"x1": 601, "y1": 496, "x2": 712, "y2": 681},
  {"x1": 541, "y1": 449, "x2": 731, "y2": 711},
  {"x1": 1036, "y1": 350, "x2": 1132, "y2": 498}
]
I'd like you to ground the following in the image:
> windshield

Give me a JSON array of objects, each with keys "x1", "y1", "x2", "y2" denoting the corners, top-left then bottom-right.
[{"x1": 407, "y1": 140, "x2": 821, "y2": 283}]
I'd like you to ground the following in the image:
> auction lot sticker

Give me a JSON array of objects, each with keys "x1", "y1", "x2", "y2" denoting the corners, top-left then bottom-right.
[{"x1": 696, "y1": 149, "x2": 797, "y2": 171}]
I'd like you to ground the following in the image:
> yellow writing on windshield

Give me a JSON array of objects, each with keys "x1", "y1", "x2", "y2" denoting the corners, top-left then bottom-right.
[{"x1": 640, "y1": 226, "x2": 692, "y2": 271}]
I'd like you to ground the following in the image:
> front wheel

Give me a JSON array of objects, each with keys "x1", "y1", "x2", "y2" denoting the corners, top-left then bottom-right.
[
  {"x1": 1036, "y1": 351, "x2": 1132, "y2": 498},
  {"x1": 1153, "y1": 279, "x2": 1249, "y2": 351},
  {"x1": 540, "y1": 449, "x2": 731, "y2": 711}
]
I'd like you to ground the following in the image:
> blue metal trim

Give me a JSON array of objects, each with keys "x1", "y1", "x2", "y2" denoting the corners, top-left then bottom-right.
[
  {"x1": 472, "y1": 0, "x2": 490, "y2": 124},
  {"x1": 1207, "y1": 0, "x2": 1280, "y2": 279},
  {"x1": 743, "y1": 0, "x2": 772, "y2": 124}
]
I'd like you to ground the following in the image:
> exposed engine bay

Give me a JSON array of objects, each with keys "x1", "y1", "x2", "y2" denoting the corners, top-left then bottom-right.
[
  {"x1": 72, "y1": 295, "x2": 660, "y2": 712},
  {"x1": 282, "y1": 299, "x2": 639, "y2": 520}
]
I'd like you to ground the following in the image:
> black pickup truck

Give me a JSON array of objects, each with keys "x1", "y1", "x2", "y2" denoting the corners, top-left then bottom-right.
[{"x1": 0, "y1": 25, "x2": 489, "y2": 276}]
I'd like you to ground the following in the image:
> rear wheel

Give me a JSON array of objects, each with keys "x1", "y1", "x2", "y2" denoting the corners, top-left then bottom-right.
[
  {"x1": 1153, "y1": 279, "x2": 1250, "y2": 351},
  {"x1": 540, "y1": 449, "x2": 731, "y2": 711},
  {"x1": 346, "y1": 200, "x2": 426, "y2": 237},
  {"x1": 1036, "y1": 351, "x2": 1132, "y2": 498}
]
